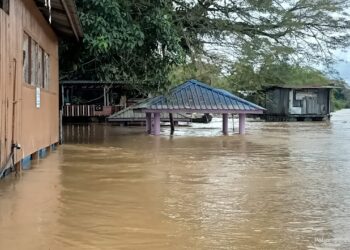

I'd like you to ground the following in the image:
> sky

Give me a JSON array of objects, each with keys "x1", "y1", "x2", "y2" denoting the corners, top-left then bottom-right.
[
  {"x1": 333, "y1": 49, "x2": 350, "y2": 86},
  {"x1": 335, "y1": 62, "x2": 350, "y2": 85}
]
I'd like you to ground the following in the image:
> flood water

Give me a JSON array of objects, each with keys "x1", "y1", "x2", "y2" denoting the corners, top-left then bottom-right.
[{"x1": 1, "y1": 110, "x2": 350, "y2": 249}]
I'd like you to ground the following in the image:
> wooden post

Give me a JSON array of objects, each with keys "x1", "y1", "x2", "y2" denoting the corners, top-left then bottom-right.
[
  {"x1": 169, "y1": 113, "x2": 175, "y2": 135},
  {"x1": 222, "y1": 113, "x2": 228, "y2": 135},
  {"x1": 146, "y1": 113, "x2": 152, "y2": 134},
  {"x1": 103, "y1": 86, "x2": 107, "y2": 106},
  {"x1": 61, "y1": 84, "x2": 65, "y2": 107},
  {"x1": 152, "y1": 113, "x2": 161, "y2": 136},
  {"x1": 59, "y1": 110, "x2": 63, "y2": 144},
  {"x1": 239, "y1": 113, "x2": 246, "y2": 134}
]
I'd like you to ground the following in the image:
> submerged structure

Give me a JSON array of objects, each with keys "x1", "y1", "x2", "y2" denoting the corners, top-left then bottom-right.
[
  {"x1": 263, "y1": 86, "x2": 333, "y2": 121},
  {"x1": 60, "y1": 80, "x2": 133, "y2": 122},
  {"x1": 0, "y1": 0, "x2": 82, "y2": 176},
  {"x1": 135, "y1": 80, "x2": 265, "y2": 135},
  {"x1": 108, "y1": 103, "x2": 192, "y2": 125}
]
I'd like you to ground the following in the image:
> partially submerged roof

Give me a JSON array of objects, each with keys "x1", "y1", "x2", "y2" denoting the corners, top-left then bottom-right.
[
  {"x1": 264, "y1": 85, "x2": 337, "y2": 90},
  {"x1": 35, "y1": 0, "x2": 83, "y2": 40},
  {"x1": 108, "y1": 102, "x2": 191, "y2": 122},
  {"x1": 60, "y1": 80, "x2": 126, "y2": 86},
  {"x1": 136, "y1": 80, "x2": 265, "y2": 114}
]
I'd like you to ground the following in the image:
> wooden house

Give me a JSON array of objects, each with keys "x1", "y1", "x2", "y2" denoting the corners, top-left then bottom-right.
[
  {"x1": 60, "y1": 80, "x2": 134, "y2": 122},
  {"x1": 0, "y1": 0, "x2": 82, "y2": 175},
  {"x1": 263, "y1": 86, "x2": 333, "y2": 121}
]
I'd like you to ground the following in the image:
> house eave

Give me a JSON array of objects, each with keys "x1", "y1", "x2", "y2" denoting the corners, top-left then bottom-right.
[{"x1": 35, "y1": 0, "x2": 83, "y2": 41}]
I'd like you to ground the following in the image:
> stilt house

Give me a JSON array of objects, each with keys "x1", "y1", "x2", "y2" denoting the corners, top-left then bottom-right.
[{"x1": 0, "y1": 0, "x2": 82, "y2": 175}]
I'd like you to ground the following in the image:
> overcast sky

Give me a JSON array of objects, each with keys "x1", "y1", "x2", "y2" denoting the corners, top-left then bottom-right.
[{"x1": 333, "y1": 49, "x2": 350, "y2": 85}]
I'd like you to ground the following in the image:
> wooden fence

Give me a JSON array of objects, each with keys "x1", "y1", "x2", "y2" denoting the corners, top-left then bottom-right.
[{"x1": 63, "y1": 105, "x2": 122, "y2": 117}]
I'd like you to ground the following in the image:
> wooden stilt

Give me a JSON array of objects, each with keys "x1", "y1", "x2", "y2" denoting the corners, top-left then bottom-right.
[
  {"x1": 103, "y1": 86, "x2": 107, "y2": 106},
  {"x1": 146, "y1": 113, "x2": 152, "y2": 134},
  {"x1": 169, "y1": 113, "x2": 175, "y2": 135}
]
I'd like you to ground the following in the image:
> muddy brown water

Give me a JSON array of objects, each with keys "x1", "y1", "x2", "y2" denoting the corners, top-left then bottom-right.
[{"x1": 1, "y1": 110, "x2": 350, "y2": 250}]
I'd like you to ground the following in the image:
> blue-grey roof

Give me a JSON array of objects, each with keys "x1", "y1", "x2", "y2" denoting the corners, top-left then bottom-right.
[
  {"x1": 137, "y1": 80, "x2": 265, "y2": 113},
  {"x1": 108, "y1": 101, "x2": 191, "y2": 122}
]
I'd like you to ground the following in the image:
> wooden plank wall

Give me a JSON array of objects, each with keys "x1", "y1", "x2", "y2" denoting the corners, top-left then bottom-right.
[
  {"x1": 0, "y1": 6, "x2": 11, "y2": 167},
  {"x1": 265, "y1": 88, "x2": 331, "y2": 116},
  {"x1": 0, "y1": 0, "x2": 59, "y2": 168},
  {"x1": 266, "y1": 88, "x2": 290, "y2": 115}
]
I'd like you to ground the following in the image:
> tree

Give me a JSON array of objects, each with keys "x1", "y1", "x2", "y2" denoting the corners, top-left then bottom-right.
[
  {"x1": 226, "y1": 59, "x2": 332, "y2": 92},
  {"x1": 60, "y1": 0, "x2": 350, "y2": 93},
  {"x1": 60, "y1": 0, "x2": 184, "y2": 94},
  {"x1": 168, "y1": 59, "x2": 227, "y2": 87},
  {"x1": 173, "y1": 0, "x2": 350, "y2": 65}
]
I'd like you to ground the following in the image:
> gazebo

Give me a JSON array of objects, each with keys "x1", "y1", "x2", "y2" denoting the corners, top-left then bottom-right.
[{"x1": 136, "y1": 80, "x2": 265, "y2": 135}]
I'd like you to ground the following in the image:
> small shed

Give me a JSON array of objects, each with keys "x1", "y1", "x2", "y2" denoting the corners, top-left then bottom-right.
[
  {"x1": 135, "y1": 80, "x2": 265, "y2": 135},
  {"x1": 263, "y1": 85, "x2": 333, "y2": 121}
]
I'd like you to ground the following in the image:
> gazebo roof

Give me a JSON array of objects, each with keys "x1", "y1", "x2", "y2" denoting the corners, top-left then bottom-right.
[
  {"x1": 108, "y1": 102, "x2": 191, "y2": 122},
  {"x1": 137, "y1": 80, "x2": 265, "y2": 114}
]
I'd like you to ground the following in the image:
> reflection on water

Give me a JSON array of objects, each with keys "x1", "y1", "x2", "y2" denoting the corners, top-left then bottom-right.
[{"x1": 1, "y1": 110, "x2": 350, "y2": 249}]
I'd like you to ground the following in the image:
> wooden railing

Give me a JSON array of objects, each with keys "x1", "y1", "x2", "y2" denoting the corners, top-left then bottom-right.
[{"x1": 63, "y1": 105, "x2": 122, "y2": 117}]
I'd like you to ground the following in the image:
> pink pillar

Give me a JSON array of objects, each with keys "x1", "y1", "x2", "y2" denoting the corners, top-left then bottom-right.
[
  {"x1": 222, "y1": 113, "x2": 228, "y2": 135},
  {"x1": 146, "y1": 112, "x2": 152, "y2": 134},
  {"x1": 152, "y1": 113, "x2": 161, "y2": 136},
  {"x1": 239, "y1": 113, "x2": 246, "y2": 134}
]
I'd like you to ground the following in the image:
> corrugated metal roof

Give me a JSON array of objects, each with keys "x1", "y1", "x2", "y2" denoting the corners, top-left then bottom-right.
[
  {"x1": 264, "y1": 85, "x2": 337, "y2": 90},
  {"x1": 137, "y1": 80, "x2": 265, "y2": 113},
  {"x1": 60, "y1": 80, "x2": 127, "y2": 86},
  {"x1": 35, "y1": 0, "x2": 83, "y2": 40},
  {"x1": 108, "y1": 102, "x2": 191, "y2": 122}
]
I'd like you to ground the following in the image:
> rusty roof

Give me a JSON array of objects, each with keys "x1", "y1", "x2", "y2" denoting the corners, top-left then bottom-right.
[
  {"x1": 35, "y1": 0, "x2": 83, "y2": 40},
  {"x1": 136, "y1": 80, "x2": 265, "y2": 114}
]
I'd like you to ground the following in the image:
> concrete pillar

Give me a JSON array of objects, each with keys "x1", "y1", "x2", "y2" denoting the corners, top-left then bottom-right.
[
  {"x1": 222, "y1": 113, "x2": 228, "y2": 135},
  {"x1": 232, "y1": 114, "x2": 235, "y2": 132},
  {"x1": 146, "y1": 113, "x2": 152, "y2": 134},
  {"x1": 239, "y1": 113, "x2": 246, "y2": 134},
  {"x1": 152, "y1": 113, "x2": 161, "y2": 136}
]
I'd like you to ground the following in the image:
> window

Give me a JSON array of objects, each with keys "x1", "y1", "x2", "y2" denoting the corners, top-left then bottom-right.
[
  {"x1": 23, "y1": 33, "x2": 51, "y2": 90},
  {"x1": 44, "y1": 53, "x2": 50, "y2": 89},
  {"x1": 23, "y1": 33, "x2": 30, "y2": 83},
  {"x1": 38, "y1": 47, "x2": 44, "y2": 88},
  {"x1": 31, "y1": 41, "x2": 37, "y2": 86},
  {"x1": 0, "y1": 0, "x2": 9, "y2": 14},
  {"x1": 292, "y1": 90, "x2": 301, "y2": 107}
]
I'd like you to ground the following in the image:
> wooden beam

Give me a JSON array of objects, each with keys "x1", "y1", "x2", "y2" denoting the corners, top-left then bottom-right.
[{"x1": 60, "y1": 0, "x2": 80, "y2": 41}]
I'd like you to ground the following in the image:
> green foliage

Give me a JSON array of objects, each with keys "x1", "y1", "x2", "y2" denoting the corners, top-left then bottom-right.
[
  {"x1": 60, "y1": 0, "x2": 350, "y2": 94},
  {"x1": 60, "y1": 0, "x2": 184, "y2": 94},
  {"x1": 226, "y1": 60, "x2": 331, "y2": 92},
  {"x1": 168, "y1": 61, "x2": 227, "y2": 87},
  {"x1": 332, "y1": 86, "x2": 350, "y2": 110},
  {"x1": 172, "y1": 0, "x2": 350, "y2": 65}
]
